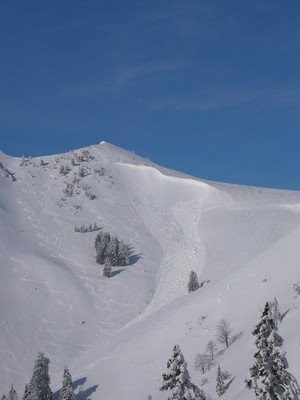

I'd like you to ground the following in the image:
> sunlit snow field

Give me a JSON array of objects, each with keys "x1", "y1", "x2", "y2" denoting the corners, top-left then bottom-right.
[{"x1": 0, "y1": 142, "x2": 299, "y2": 399}]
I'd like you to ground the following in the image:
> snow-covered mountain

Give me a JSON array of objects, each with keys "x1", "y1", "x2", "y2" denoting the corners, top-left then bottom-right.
[{"x1": 0, "y1": 141, "x2": 300, "y2": 399}]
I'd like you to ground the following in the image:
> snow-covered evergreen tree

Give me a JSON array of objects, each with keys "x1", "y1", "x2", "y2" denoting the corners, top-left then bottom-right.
[
  {"x1": 95, "y1": 232, "x2": 111, "y2": 264},
  {"x1": 106, "y1": 236, "x2": 118, "y2": 266},
  {"x1": 59, "y1": 165, "x2": 70, "y2": 176},
  {"x1": 118, "y1": 240, "x2": 130, "y2": 265},
  {"x1": 22, "y1": 385, "x2": 31, "y2": 400},
  {"x1": 103, "y1": 260, "x2": 112, "y2": 278},
  {"x1": 95, "y1": 231, "x2": 130, "y2": 267},
  {"x1": 59, "y1": 367, "x2": 75, "y2": 400},
  {"x1": 245, "y1": 302, "x2": 297, "y2": 399},
  {"x1": 270, "y1": 297, "x2": 282, "y2": 328},
  {"x1": 28, "y1": 352, "x2": 52, "y2": 400},
  {"x1": 160, "y1": 344, "x2": 206, "y2": 399},
  {"x1": 216, "y1": 365, "x2": 226, "y2": 396},
  {"x1": 7, "y1": 386, "x2": 18, "y2": 400},
  {"x1": 187, "y1": 271, "x2": 200, "y2": 292},
  {"x1": 78, "y1": 166, "x2": 87, "y2": 178},
  {"x1": 1, "y1": 395, "x2": 7, "y2": 400}
]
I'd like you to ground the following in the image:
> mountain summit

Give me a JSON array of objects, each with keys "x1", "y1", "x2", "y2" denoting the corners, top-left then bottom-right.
[{"x1": 0, "y1": 143, "x2": 299, "y2": 399}]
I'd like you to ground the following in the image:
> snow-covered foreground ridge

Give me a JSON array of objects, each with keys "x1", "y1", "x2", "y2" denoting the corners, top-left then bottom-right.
[{"x1": 0, "y1": 141, "x2": 300, "y2": 399}]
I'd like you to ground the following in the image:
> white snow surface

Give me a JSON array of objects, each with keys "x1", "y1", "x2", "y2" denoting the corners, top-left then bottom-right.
[{"x1": 0, "y1": 142, "x2": 300, "y2": 399}]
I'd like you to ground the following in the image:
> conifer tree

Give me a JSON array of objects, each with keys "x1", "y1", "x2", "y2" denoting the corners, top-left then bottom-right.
[
  {"x1": 118, "y1": 241, "x2": 130, "y2": 265},
  {"x1": 270, "y1": 297, "x2": 282, "y2": 328},
  {"x1": 103, "y1": 260, "x2": 112, "y2": 278},
  {"x1": 7, "y1": 386, "x2": 18, "y2": 400},
  {"x1": 95, "y1": 232, "x2": 111, "y2": 264},
  {"x1": 59, "y1": 367, "x2": 75, "y2": 400},
  {"x1": 245, "y1": 302, "x2": 297, "y2": 399},
  {"x1": 160, "y1": 344, "x2": 206, "y2": 399},
  {"x1": 1, "y1": 395, "x2": 7, "y2": 400},
  {"x1": 28, "y1": 352, "x2": 53, "y2": 400},
  {"x1": 216, "y1": 365, "x2": 226, "y2": 396},
  {"x1": 106, "y1": 237, "x2": 118, "y2": 265},
  {"x1": 22, "y1": 385, "x2": 31, "y2": 400},
  {"x1": 95, "y1": 232, "x2": 130, "y2": 267},
  {"x1": 188, "y1": 271, "x2": 200, "y2": 292}
]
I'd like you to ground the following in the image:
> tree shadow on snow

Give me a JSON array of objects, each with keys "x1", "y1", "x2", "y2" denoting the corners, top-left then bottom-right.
[
  {"x1": 128, "y1": 247, "x2": 142, "y2": 265},
  {"x1": 129, "y1": 253, "x2": 142, "y2": 265},
  {"x1": 216, "y1": 332, "x2": 243, "y2": 357},
  {"x1": 281, "y1": 308, "x2": 290, "y2": 321},
  {"x1": 73, "y1": 377, "x2": 87, "y2": 391},
  {"x1": 76, "y1": 384, "x2": 99, "y2": 400},
  {"x1": 230, "y1": 331, "x2": 243, "y2": 345},
  {"x1": 217, "y1": 348, "x2": 226, "y2": 357},
  {"x1": 225, "y1": 376, "x2": 236, "y2": 391},
  {"x1": 111, "y1": 268, "x2": 125, "y2": 277},
  {"x1": 53, "y1": 377, "x2": 98, "y2": 400}
]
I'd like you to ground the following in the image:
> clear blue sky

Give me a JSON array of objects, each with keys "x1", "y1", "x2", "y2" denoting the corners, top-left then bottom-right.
[{"x1": 1, "y1": 1, "x2": 300, "y2": 189}]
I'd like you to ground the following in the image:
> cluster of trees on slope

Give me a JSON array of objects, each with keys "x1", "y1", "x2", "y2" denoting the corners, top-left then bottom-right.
[
  {"x1": 159, "y1": 318, "x2": 233, "y2": 400},
  {"x1": 74, "y1": 223, "x2": 101, "y2": 233},
  {"x1": 159, "y1": 298, "x2": 299, "y2": 400},
  {"x1": 160, "y1": 343, "x2": 233, "y2": 399},
  {"x1": 2, "y1": 299, "x2": 299, "y2": 400},
  {"x1": 94, "y1": 231, "x2": 130, "y2": 277},
  {"x1": 1, "y1": 353, "x2": 75, "y2": 400},
  {"x1": 194, "y1": 319, "x2": 232, "y2": 382}
]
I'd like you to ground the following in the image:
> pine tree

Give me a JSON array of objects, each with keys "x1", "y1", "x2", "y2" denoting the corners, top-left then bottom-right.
[
  {"x1": 106, "y1": 236, "x2": 118, "y2": 266},
  {"x1": 216, "y1": 365, "x2": 226, "y2": 396},
  {"x1": 22, "y1": 385, "x2": 31, "y2": 400},
  {"x1": 28, "y1": 352, "x2": 53, "y2": 400},
  {"x1": 245, "y1": 302, "x2": 297, "y2": 399},
  {"x1": 270, "y1": 297, "x2": 282, "y2": 328},
  {"x1": 1, "y1": 396, "x2": 7, "y2": 400},
  {"x1": 160, "y1": 344, "x2": 206, "y2": 399},
  {"x1": 95, "y1": 231, "x2": 130, "y2": 267},
  {"x1": 59, "y1": 367, "x2": 75, "y2": 400},
  {"x1": 95, "y1": 232, "x2": 111, "y2": 264},
  {"x1": 103, "y1": 260, "x2": 112, "y2": 278},
  {"x1": 118, "y1": 240, "x2": 130, "y2": 266},
  {"x1": 188, "y1": 271, "x2": 200, "y2": 292},
  {"x1": 8, "y1": 386, "x2": 18, "y2": 400}
]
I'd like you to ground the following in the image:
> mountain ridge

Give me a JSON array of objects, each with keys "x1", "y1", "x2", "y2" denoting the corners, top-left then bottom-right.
[{"x1": 0, "y1": 142, "x2": 299, "y2": 399}]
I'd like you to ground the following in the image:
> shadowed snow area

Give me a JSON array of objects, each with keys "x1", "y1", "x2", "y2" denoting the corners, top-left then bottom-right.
[{"x1": 0, "y1": 142, "x2": 300, "y2": 399}]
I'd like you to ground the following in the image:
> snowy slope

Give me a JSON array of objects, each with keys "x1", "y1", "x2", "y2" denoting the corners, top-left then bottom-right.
[{"x1": 0, "y1": 142, "x2": 300, "y2": 399}]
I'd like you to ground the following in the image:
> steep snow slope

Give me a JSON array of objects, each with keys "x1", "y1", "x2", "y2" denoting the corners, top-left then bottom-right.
[{"x1": 0, "y1": 142, "x2": 300, "y2": 399}]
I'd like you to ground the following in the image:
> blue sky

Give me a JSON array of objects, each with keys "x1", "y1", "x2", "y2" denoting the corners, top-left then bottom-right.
[{"x1": 1, "y1": 1, "x2": 300, "y2": 189}]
